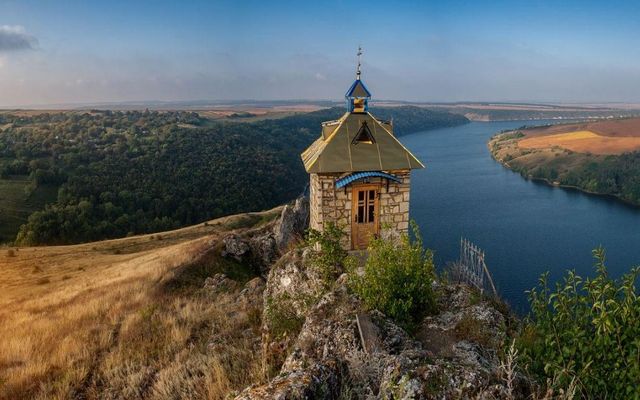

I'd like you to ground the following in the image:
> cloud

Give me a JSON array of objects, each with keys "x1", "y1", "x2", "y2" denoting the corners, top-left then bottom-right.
[{"x1": 0, "y1": 25, "x2": 38, "y2": 52}]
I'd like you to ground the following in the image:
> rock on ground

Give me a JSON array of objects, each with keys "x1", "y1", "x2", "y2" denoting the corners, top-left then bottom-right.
[
  {"x1": 237, "y1": 267, "x2": 520, "y2": 399},
  {"x1": 274, "y1": 197, "x2": 309, "y2": 252},
  {"x1": 221, "y1": 197, "x2": 309, "y2": 274}
]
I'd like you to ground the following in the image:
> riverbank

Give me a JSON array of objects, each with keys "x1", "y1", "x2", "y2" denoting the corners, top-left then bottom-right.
[
  {"x1": 489, "y1": 142, "x2": 639, "y2": 208},
  {"x1": 488, "y1": 128, "x2": 640, "y2": 208}
]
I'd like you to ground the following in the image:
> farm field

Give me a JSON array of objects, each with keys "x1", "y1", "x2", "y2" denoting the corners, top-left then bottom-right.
[
  {"x1": 0, "y1": 208, "x2": 280, "y2": 400},
  {"x1": 518, "y1": 129, "x2": 640, "y2": 155},
  {"x1": 521, "y1": 117, "x2": 640, "y2": 138}
]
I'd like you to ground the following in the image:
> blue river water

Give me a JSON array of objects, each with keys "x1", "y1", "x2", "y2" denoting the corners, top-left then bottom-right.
[{"x1": 402, "y1": 121, "x2": 640, "y2": 312}]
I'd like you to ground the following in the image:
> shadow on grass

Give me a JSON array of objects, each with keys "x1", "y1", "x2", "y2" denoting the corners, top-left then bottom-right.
[
  {"x1": 160, "y1": 242, "x2": 259, "y2": 296},
  {"x1": 222, "y1": 210, "x2": 280, "y2": 231}
]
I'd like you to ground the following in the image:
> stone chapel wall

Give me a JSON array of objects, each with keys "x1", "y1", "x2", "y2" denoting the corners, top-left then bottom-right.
[{"x1": 309, "y1": 171, "x2": 411, "y2": 249}]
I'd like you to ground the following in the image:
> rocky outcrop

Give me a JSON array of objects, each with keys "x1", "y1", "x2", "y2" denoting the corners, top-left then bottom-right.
[
  {"x1": 221, "y1": 197, "x2": 309, "y2": 274},
  {"x1": 237, "y1": 268, "x2": 519, "y2": 399},
  {"x1": 262, "y1": 249, "x2": 325, "y2": 320},
  {"x1": 221, "y1": 236, "x2": 250, "y2": 261},
  {"x1": 225, "y1": 197, "x2": 522, "y2": 399},
  {"x1": 237, "y1": 277, "x2": 266, "y2": 310},
  {"x1": 274, "y1": 197, "x2": 309, "y2": 252},
  {"x1": 203, "y1": 273, "x2": 233, "y2": 293}
]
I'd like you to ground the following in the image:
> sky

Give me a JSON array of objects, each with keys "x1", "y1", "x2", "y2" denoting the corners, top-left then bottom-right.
[{"x1": 1, "y1": 0, "x2": 640, "y2": 107}]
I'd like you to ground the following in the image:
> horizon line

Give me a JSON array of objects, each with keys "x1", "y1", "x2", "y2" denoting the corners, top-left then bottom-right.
[{"x1": 3, "y1": 98, "x2": 640, "y2": 111}]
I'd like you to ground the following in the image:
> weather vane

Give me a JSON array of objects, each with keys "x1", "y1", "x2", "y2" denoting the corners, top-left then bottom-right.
[{"x1": 356, "y1": 46, "x2": 363, "y2": 80}]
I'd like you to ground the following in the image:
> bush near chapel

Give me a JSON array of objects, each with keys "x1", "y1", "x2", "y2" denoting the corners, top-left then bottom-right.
[
  {"x1": 306, "y1": 222, "x2": 348, "y2": 285},
  {"x1": 351, "y1": 222, "x2": 438, "y2": 330}
]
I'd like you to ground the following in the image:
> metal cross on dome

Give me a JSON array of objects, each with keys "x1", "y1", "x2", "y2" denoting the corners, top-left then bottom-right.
[{"x1": 356, "y1": 46, "x2": 363, "y2": 80}]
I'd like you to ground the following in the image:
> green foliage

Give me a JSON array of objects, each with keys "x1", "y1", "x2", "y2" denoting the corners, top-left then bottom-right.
[
  {"x1": 0, "y1": 107, "x2": 466, "y2": 245},
  {"x1": 519, "y1": 247, "x2": 640, "y2": 398},
  {"x1": 264, "y1": 293, "x2": 307, "y2": 338},
  {"x1": 454, "y1": 313, "x2": 496, "y2": 348},
  {"x1": 559, "y1": 152, "x2": 640, "y2": 204},
  {"x1": 306, "y1": 222, "x2": 348, "y2": 285},
  {"x1": 506, "y1": 142, "x2": 640, "y2": 205},
  {"x1": 368, "y1": 106, "x2": 469, "y2": 136},
  {"x1": 351, "y1": 222, "x2": 437, "y2": 330},
  {"x1": 0, "y1": 177, "x2": 58, "y2": 243},
  {"x1": 498, "y1": 131, "x2": 526, "y2": 141}
]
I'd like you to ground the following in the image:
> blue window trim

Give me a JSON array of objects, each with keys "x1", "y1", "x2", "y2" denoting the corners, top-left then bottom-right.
[{"x1": 335, "y1": 171, "x2": 401, "y2": 189}]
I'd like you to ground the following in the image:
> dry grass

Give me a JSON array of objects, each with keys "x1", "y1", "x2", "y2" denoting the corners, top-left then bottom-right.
[
  {"x1": 518, "y1": 129, "x2": 640, "y2": 155},
  {"x1": 0, "y1": 209, "x2": 280, "y2": 399}
]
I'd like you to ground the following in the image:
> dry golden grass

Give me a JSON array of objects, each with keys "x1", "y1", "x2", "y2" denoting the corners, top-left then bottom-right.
[
  {"x1": 0, "y1": 209, "x2": 280, "y2": 399},
  {"x1": 518, "y1": 129, "x2": 640, "y2": 155}
]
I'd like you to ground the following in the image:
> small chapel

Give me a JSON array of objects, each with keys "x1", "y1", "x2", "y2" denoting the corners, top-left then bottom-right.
[{"x1": 301, "y1": 49, "x2": 424, "y2": 250}]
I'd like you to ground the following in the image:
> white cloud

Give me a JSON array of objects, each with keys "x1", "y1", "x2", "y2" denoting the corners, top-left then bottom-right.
[{"x1": 0, "y1": 25, "x2": 38, "y2": 52}]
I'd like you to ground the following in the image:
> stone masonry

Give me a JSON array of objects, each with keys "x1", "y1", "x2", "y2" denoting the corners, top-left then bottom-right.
[{"x1": 309, "y1": 170, "x2": 411, "y2": 250}]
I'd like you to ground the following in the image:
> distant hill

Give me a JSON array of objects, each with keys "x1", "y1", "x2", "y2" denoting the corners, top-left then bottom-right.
[
  {"x1": 0, "y1": 106, "x2": 467, "y2": 245},
  {"x1": 429, "y1": 102, "x2": 640, "y2": 121}
]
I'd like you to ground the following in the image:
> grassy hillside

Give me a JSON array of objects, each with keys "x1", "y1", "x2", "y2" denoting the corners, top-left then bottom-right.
[
  {"x1": 0, "y1": 107, "x2": 467, "y2": 246},
  {"x1": 0, "y1": 207, "x2": 280, "y2": 400},
  {"x1": 489, "y1": 119, "x2": 640, "y2": 205}
]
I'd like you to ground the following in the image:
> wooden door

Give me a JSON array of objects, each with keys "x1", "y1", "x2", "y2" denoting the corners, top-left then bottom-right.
[{"x1": 351, "y1": 185, "x2": 379, "y2": 250}]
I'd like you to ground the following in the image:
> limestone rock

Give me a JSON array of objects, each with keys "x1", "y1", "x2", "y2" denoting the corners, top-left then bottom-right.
[
  {"x1": 234, "y1": 242, "x2": 520, "y2": 399},
  {"x1": 238, "y1": 277, "x2": 266, "y2": 307},
  {"x1": 274, "y1": 197, "x2": 309, "y2": 252},
  {"x1": 221, "y1": 234, "x2": 250, "y2": 261},
  {"x1": 248, "y1": 232, "x2": 278, "y2": 273},
  {"x1": 262, "y1": 250, "x2": 325, "y2": 321},
  {"x1": 234, "y1": 362, "x2": 343, "y2": 400},
  {"x1": 203, "y1": 273, "x2": 232, "y2": 292},
  {"x1": 220, "y1": 197, "x2": 309, "y2": 274}
]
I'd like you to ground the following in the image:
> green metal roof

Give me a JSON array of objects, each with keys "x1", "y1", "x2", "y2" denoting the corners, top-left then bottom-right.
[{"x1": 301, "y1": 111, "x2": 425, "y2": 174}]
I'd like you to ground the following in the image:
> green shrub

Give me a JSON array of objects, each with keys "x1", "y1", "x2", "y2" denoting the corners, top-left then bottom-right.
[
  {"x1": 306, "y1": 222, "x2": 347, "y2": 285},
  {"x1": 519, "y1": 247, "x2": 640, "y2": 398},
  {"x1": 264, "y1": 293, "x2": 306, "y2": 338},
  {"x1": 351, "y1": 221, "x2": 437, "y2": 330},
  {"x1": 454, "y1": 313, "x2": 495, "y2": 348}
]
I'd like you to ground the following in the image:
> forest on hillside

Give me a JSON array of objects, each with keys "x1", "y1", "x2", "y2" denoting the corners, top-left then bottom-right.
[
  {"x1": 0, "y1": 107, "x2": 467, "y2": 245},
  {"x1": 525, "y1": 152, "x2": 640, "y2": 205}
]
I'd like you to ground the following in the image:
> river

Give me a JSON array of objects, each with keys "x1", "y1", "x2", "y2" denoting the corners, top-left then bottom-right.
[{"x1": 403, "y1": 120, "x2": 640, "y2": 312}]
